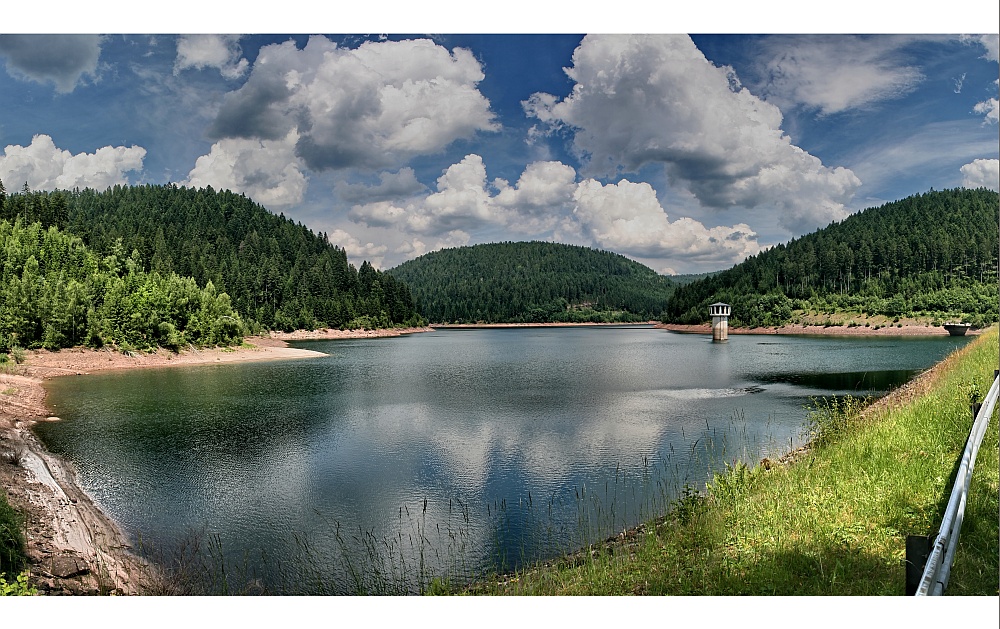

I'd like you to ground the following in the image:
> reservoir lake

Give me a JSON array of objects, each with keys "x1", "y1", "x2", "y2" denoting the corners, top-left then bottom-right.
[{"x1": 36, "y1": 326, "x2": 972, "y2": 593}]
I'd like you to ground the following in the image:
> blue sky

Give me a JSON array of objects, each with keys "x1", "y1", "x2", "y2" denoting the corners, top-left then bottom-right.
[{"x1": 1, "y1": 3, "x2": 997, "y2": 275}]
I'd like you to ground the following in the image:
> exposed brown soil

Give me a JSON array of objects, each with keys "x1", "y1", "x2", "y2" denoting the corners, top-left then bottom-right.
[
  {"x1": 431, "y1": 322, "x2": 657, "y2": 329},
  {"x1": 268, "y1": 325, "x2": 434, "y2": 340},
  {"x1": 656, "y1": 322, "x2": 982, "y2": 337}
]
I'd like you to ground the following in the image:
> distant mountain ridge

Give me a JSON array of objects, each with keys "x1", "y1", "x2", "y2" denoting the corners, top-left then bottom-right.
[{"x1": 387, "y1": 241, "x2": 676, "y2": 324}]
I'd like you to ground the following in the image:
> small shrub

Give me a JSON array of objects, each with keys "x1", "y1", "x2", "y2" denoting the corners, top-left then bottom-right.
[
  {"x1": 669, "y1": 483, "x2": 705, "y2": 525},
  {"x1": 708, "y1": 462, "x2": 758, "y2": 504},
  {"x1": 959, "y1": 379, "x2": 982, "y2": 406},
  {"x1": 1, "y1": 494, "x2": 27, "y2": 578},
  {"x1": 805, "y1": 395, "x2": 868, "y2": 447},
  {"x1": 8, "y1": 347, "x2": 25, "y2": 365},
  {"x1": 0, "y1": 570, "x2": 37, "y2": 596}
]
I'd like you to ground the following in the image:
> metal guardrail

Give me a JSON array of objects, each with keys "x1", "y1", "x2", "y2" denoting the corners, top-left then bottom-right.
[{"x1": 914, "y1": 371, "x2": 999, "y2": 596}]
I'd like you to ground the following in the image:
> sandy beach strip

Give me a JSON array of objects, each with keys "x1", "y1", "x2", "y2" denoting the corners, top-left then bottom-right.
[
  {"x1": 265, "y1": 325, "x2": 434, "y2": 341},
  {"x1": 655, "y1": 322, "x2": 981, "y2": 337}
]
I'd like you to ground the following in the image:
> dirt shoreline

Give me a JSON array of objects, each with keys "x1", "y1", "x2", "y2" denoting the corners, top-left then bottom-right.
[
  {"x1": 656, "y1": 322, "x2": 982, "y2": 337},
  {"x1": 431, "y1": 321, "x2": 657, "y2": 329},
  {"x1": 0, "y1": 327, "x2": 431, "y2": 594}
]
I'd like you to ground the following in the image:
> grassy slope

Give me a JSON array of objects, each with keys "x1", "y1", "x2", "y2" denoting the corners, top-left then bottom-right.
[{"x1": 471, "y1": 328, "x2": 999, "y2": 595}]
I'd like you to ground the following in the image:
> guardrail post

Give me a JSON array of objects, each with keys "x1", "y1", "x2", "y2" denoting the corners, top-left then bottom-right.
[{"x1": 905, "y1": 534, "x2": 933, "y2": 595}]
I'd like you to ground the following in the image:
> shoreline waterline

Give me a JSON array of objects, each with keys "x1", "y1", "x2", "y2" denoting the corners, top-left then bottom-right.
[
  {"x1": 1, "y1": 322, "x2": 972, "y2": 594},
  {"x1": 469, "y1": 327, "x2": 999, "y2": 595},
  {"x1": 0, "y1": 327, "x2": 430, "y2": 593},
  {"x1": 656, "y1": 322, "x2": 982, "y2": 337}
]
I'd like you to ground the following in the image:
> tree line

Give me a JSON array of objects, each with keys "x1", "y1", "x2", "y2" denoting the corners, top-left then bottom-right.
[
  {"x1": 388, "y1": 241, "x2": 676, "y2": 323},
  {"x1": 0, "y1": 217, "x2": 243, "y2": 352},
  {"x1": 3, "y1": 178, "x2": 994, "y2": 348},
  {"x1": 0, "y1": 181, "x2": 422, "y2": 336},
  {"x1": 664, "y1": 188, "x2": 999, "y2": 328}
]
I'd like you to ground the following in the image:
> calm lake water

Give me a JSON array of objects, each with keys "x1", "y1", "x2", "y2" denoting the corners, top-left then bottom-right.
[{"x1": 37, "y1": 326, "x2": 971, "y2": 593}]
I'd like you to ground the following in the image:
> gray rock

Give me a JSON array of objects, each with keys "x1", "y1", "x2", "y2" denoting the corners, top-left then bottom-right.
[{"x1": 48, "y1": 554, "x2": 90, "y2": 578}]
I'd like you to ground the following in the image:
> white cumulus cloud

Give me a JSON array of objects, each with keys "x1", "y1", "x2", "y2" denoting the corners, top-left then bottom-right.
[
  {"x1": 0, "y1": 34, "x2": 101, "y2": 93},
  {"x1": 960, "y1": 158, "x2": 1000, "y2": 191},
  {"x1": 210, "y1": 36, "x2": 498, "y2": 172},
  {"x1": 174, "y1": 35, "x2": 248, "y2": 79},
  {"x1": 959, "y1": 35, "x2": 999, "y2": 125},
  {"x1": 183, "y1": 131, "x2": 307, "y2": 207},
  {"x1": 0, "y1": 134, "x2": 145, "y2": 191},
  {"x1": 349, "y1": 154, "x2": 760, "y2": 269},
  {"x1": 328, "y1": 227, "x2": 472, "y2": 269},
  {"x1": 962, "y1": 34, "x2": 1000, "y2": 62},
  {"x1": 327, "y1": 228, "x2": 389, "y2": 267},
  {"x1": 572, "y1": 179, "x2": 760, "y2": 265},
  {"x1": 492, "y1": 161, "x2": 579, "y2": 233},
  {"x1": 349, "y1": 154, "x2": 503, "y2": 235},
  {"x1": 974, "y1": 97, "x2": 999, "y2": 124},
  {"x1": 349, "y1": 156, "x2": 576, "y2": 237},
  {"x1": 525, "y1": 34, "x2": 860, "y2": 234}
]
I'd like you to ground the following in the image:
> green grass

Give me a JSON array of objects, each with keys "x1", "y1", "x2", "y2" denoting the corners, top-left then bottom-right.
[
  {"x1": 468, "y1": 327, "x2": 999, "y2": 595},
  {"x1": 0, "y1": 492, "x2": 27, "y2": 581}
]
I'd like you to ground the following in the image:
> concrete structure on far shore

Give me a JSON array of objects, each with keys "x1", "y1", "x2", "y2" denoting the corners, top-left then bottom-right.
[{"x1": 709, "y1": 302, "x2": 731, "y2": 343}]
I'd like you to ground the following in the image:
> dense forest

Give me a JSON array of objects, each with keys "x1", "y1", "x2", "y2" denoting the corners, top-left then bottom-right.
[
  {"x1": 388, "y1": 241, "x2": 676, "y2": 323},
  {"x1": 0, "y1": 217, "x2": 243, "y2": 353},
  {"x1": 665, "y1": 188, "x2": 999, "y2": 328},
  {"x1": 668, "y1": 271, "x2": 720, "y2": 286},
  {"x1": 4, "y1": 179, "x2": 995, "y2": 349},
  {"x1": 0, "y1": 181, "x2": 421, "y2": 334}
]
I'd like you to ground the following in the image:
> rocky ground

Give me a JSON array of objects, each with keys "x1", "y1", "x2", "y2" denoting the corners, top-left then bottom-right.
[{"x1": 2, "y1": 369, "x2": 159, "y2": 594}]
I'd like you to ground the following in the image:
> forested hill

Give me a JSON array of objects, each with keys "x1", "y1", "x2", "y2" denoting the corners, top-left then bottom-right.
[
  {"x1": 664, "y1": 188, "x2": 999, "y2": 328},
  {"x1": 0, "y1": 182, "x2": 420, "y2": 332},
  {"x1": 1, "y1": 218, "x2": 243, "y2": 353},
  {"x1": 387, "y1": 241, "x2": 675, "y2": 323}
]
